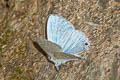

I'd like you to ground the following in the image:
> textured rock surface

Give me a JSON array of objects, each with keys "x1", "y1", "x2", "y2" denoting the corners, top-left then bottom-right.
[{"x1": 0, "y1": 0, "x2": 120, "y2": 80}]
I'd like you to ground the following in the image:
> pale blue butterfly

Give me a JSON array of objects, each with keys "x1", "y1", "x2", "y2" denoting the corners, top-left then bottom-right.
[{"x1": 36, "y1": 14, "x2": 90, "y2": 70}]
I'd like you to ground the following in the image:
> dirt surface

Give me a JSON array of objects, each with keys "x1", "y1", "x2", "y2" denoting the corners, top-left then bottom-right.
[{"x1": 0, "y1": 0, "x2": 120, "y2": 80}]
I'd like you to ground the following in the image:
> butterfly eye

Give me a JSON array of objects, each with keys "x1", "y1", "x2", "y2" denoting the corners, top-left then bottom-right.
[{"x1": 85, "y1": 43, "x2": 88, "y2": 46}]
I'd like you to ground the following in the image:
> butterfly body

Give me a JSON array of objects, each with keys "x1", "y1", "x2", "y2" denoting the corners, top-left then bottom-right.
[
  {"x1": 36, "y1": 37, "x2": 79, "y2": 70},
  {"x1": 36, "y1": 14, "x2": 90, "y2": 70}
]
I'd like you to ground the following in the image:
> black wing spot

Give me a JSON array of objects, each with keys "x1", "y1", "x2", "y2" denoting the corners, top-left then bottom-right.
[{"x1": 85, "y1": 43, "x2": 88, "y2": 46}]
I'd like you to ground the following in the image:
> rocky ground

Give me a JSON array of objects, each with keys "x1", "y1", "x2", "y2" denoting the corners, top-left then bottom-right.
[{"x1": 0, "y1": 0, "x2": 120, "y2": 80}]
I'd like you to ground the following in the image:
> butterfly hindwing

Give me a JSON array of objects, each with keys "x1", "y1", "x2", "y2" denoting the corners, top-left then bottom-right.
[{"x1": 63, "y1": 30, "x2": 89, "y2": 54}]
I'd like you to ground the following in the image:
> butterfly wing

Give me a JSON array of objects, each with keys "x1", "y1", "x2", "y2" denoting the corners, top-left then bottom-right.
[
  {"x1": 62, "y1": 30, "x2": 90, "y2": 54},
  {"x1": 47, "y1": 14, "x2": 75, "y2": 48},
  {"x1": 35, "y1": 37, "x2": 62, "y2": 56},
  {"x1": 35, "y1": 37, "x2": 80, "y2": 60},
  {"x1": 49, "y1": 52, "x2": 79, "y2": 70},
  {"x1": 47, "y1": 14, "x2": 90, "y2": 55},
  {"x1": 35, "y1": 37, "x2": 80, "y2": 70}
]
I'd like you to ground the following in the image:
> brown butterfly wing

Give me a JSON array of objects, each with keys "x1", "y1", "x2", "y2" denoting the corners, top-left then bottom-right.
[
  {"x1": 35, "y1": 37, "x2": 80, "y2": 60},
  {"x1": 35, "y1": 37, "x2": 62, "y2": 56},
  {"x1": 52, "y1": 52, "x2": 79, "y2": 60}
]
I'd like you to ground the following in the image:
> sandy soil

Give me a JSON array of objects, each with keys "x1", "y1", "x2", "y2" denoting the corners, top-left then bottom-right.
[{"x1": 0, "y1": 0, "x2": 120, "y2": 80}]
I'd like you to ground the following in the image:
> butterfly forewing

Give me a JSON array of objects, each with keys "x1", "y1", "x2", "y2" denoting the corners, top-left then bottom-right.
[
  {"x1": 47, "y1": 14, "x2": 75, "y2": 48},
  {"x1": 35, "y1": 37, "x2": 79, "y2": 59},
  {"x1": 35, "y1": 37, "x2": 62, "y2": 55},
  {"x1": 47, "y1": 14, "x2": 90, "y2": 55}
]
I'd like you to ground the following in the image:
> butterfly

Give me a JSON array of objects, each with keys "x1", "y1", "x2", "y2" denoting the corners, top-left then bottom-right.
[{"x1": 35, "y1": 14, "x2": 90, "y2": 70}]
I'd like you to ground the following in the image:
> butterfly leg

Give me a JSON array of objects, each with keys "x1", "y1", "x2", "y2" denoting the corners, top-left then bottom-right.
[
  {"x1": 48, "y1": 56, "x2": 61, "y2": 71},
  {"x1": 55, "y1": 63, "x2": 61, "y2": 71},
  {"x1": 74, "y1": 54, "x2": 87, "y2": 60}
]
